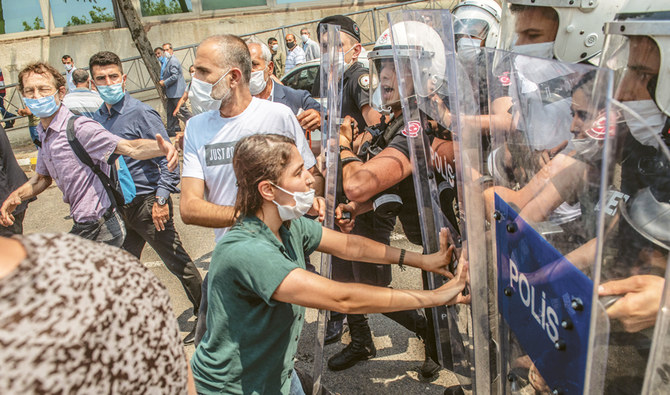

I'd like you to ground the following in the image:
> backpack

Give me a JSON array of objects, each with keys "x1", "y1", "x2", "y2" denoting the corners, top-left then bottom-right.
[{"x1": 66, "y1": 116, "x2": 137, "y2": 206}]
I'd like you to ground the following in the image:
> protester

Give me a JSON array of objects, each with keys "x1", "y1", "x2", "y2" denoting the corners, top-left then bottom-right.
[
  {"x1": 190, "y1": 133, "x2": 469, "y2": 395},
  {"x1": 268, "y1": 37, "x2": 286, "y2": 78},
  {"x1": 0, "y1": 232, "x2": 196, "y2": 394},
  {"x1": 300, "y1": 27, "x2": 320, "y2": 61},
  {"x1": 61, "y1": 55, "x2": 76, "y2": 92},
  {"x1": 89, "y1": 50, "x2": 203, "y2": 344},
  {"x1": 245, "y1": 37, "x2": 321, "y2": 134},
  {"x1": 0, "y1": 125, "x2": 32, "y2": 236},
  {"x1": 160, "y1": 42, "x2": 192, "y2": 136},
  {"x1": 180, "y1": 34, "x2": 324, "y2": 345},
  {"x1": 0, "y1": 62, "x2": 178, "y2": 247},
  {"x1": 285, "y1": 34, "x2": 306, "y2": 73},
  {"x1": 62, "y1": 68, "x2": 104, "y2": 118}
]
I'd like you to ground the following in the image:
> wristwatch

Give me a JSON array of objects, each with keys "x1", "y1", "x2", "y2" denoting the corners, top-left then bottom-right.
[{"x1": 156, "y1": 196, "x2": 168, "y2": 206}]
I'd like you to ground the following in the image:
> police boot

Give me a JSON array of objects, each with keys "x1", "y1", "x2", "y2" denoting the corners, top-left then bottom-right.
[
  {"x1": 416, "y1": 319, "x2": 441, "y2": 378},
  {"x1": 327, "y1": 314, "x2": 376, "y2": 371}
]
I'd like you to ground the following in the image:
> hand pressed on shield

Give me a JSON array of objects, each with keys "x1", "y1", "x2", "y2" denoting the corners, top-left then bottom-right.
[
  {"x1": 599, "y1": 274, "x2": 664, "y2": 333},
  {"x1": 419, "y1": 228, "x2": 457, "y2": 278},
  {"x1": 435, "y1": 256, "x2": 470, "y2": 305}
]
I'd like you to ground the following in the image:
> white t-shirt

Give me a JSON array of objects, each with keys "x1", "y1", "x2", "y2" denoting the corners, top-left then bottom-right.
[{"x1": 183, "y1": 97, "x2": 316, "y2": 241}]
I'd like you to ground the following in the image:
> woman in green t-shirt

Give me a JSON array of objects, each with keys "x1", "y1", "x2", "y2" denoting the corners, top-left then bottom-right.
[{"x1": 191, "y1": 134, "x2": 469, "y2": 395}]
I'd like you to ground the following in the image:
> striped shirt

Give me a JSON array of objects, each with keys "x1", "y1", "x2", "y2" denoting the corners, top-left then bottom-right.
[{"x1": 63, "y1": 89, "x2": 104, "y2": 118}]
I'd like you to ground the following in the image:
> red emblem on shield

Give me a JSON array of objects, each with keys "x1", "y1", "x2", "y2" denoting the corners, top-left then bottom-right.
[
  {"x1": 585, "y1": 112, "x2": 616, "y2": 140},
  {"x1": 401, "y1": 121, "x2": 422, "y2": 137},
  {"x1": 499, "y1": 71, "x2": 511, "y2": 87}
]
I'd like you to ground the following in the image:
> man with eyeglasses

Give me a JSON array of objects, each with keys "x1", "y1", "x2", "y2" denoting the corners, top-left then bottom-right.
[{"x1": 0, "y1": 61, "x2": 178, "y2": 247}]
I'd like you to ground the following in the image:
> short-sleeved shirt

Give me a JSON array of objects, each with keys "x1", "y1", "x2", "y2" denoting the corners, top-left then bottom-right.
[
  {"x1": 182, "y1": 97, "x2": 316, "y2": 241},
  {"x1": 0, "y1": 233, "x2": 188, "y2": 393},
  {"x1": 285, "y1": 46, "x2": 306, "y2": 73},
  {"x1": 36, "y1": 105, "x2": 121, "y2": 222},
  {"x1": 63, "y1": 88, "x2": 104, "y2": 118},
  {"x1": 341, "y1": 62, "x2": 371, "y2": 132},
  {"x1": 191, "y1": 216, "x2": 323, "y2": 395}
]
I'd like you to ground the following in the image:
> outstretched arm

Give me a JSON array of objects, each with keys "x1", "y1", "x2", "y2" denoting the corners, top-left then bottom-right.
[
  {"x1": 115, "y1": 134, "x2": 178, "y2": 171},
  {"x1": 272, "y1": 261, "x2": 469, "y2": 314}
]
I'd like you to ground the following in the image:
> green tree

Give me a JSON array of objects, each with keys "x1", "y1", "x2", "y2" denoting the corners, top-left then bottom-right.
[
  {"x1": 141, "y1": 0, "x2": 191, "y2": 16},
  {"x1": 65, "y1": 5, "x2": 115, "y2": 26},
  {"x1": 22, "y1": 17, "x2": 45, "y2": 31}
]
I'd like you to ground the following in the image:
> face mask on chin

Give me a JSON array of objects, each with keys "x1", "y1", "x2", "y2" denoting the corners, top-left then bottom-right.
[
  {"x1": 271, "y1": 182, "x2": 315, "y2": 221},
  {"x1": 512, "y1": 41, "x2": 555, "y2": 59},
  {"x1": 621, "y1": 99, "x2": 667, "y2": 147}
]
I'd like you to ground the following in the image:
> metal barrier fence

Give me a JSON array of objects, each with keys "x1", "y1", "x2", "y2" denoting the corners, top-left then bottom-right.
[{"x1": 0, "y1": 0, "x2": 455, "y2": 129}]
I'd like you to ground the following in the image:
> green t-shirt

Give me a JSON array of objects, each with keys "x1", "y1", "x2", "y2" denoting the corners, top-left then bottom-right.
[{"x1": 191, "y1": 216, "x2": 323, "y2": 395}]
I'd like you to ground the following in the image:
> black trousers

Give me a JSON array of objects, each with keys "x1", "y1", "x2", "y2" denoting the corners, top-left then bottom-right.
[
  {"x1": 166, "y1": 97, "x2": 192, "y2": 135},
  {"x1": 0, "y1": 209, "x2": 25, "y2": 237},
  {"x1": 120, "y1": 194, "x2": 202, "y2": 312}
]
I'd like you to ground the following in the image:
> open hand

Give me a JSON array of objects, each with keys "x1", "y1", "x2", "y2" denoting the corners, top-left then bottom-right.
[
  {"x1": 156, "y1": 134, "x2": 179, "y2": 171},
  {"x1": 420, "y1": 228, "x2": 456, "y2": 277}
]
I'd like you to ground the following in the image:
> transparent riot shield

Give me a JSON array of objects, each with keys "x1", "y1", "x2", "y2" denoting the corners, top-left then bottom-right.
[
  {"x1": 477, "y1": 49, "x2": 615, "y2": 394},
  {"x1": 386, "y1": 9, "x2": 488, "y2": 391},
  {"x1": 582, "y1": 95, "x2": 670, "y2": 394},
  {"x1": 312, "y1": 23, "x2": 343, "y2": 395}
]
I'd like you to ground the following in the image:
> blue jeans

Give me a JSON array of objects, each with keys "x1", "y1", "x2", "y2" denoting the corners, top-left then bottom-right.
[
  {"x1": 69, "y1": 207, "x2": 126, "y2": 247},
  {"x1": 290, "y1": 369, "x2": 305, "y2": 395}
]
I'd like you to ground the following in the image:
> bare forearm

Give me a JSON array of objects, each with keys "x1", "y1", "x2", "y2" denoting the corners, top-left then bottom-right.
[
  {"x1": 328, "y1": 283, "x2": 444, "y2": 314},
  {"x1": 16, "y1": 174, "x2": 51, "y2": 200},
  {"x1": 180, "y1": 197, "x2": 236, "y2": 228},
  {"x1": 116, "y1": 139, "x2": 164, "y2": 160}
]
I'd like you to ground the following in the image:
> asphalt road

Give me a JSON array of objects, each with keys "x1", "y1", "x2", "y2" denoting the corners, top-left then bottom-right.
[{"x1": 15, "y1": 148, "x2": 462, "y2": 394}]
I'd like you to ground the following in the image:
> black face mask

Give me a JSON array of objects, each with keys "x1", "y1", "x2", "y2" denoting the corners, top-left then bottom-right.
[{"x1": 287, "y1": 41, "x2": 296, "y2": 49}]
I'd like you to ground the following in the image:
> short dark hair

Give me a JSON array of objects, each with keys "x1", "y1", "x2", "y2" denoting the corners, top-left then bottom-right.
[
  {"x1": 268, "y1": 37, "x2": 277, "y2": 44},
  {"x1": 62, "y1": 55, "x2": 72, "y2": 61},
  {"x1": 89, "y1": 51, "x2": 124, "y2": 75},
  {"x1": 72, "y1": 69, "x2": 90, "y2": 85},
  {"x1": 510, "y1": 4, "x2": 559, "y2": 22},
  {"x1": 154, "y1": 47, "x2": 164, "y2": 53},
  {"x1": 18, "y1": 62, "x2": 66, "y2": 94}
]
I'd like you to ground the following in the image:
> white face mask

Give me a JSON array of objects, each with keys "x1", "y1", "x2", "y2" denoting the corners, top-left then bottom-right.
[
  {"x1": 272, "y1": 44, "x2": 279, "y2": 52},
  {"x1": 163, "y1": 51, "x2": 172, "y2": 58},
  {"x1": 271, "y1": 182, "x2": 315, "y2": 221},
  {"x1": 622, "y1": 100, "x2": 667, "y2": 147},
  {"x1": 301, "y1": 34, "x2": 309, "y2": 43},
  {"x1": 572, "y1": 138, "x2": 603, "y2": 161},
  {"x1": 249, "y1": 68, "x2": 268, "y2": 95},
  {"x1": 337, "y1": 46, "x2": 356, "y2": 76},
  {"x1": 512, "y1": 41, "x2": 555, "y2": 59},
  {"x1": 64, "y1": 64, "x2": 73, "y2": 71},
  {"x1": 188, "y1": 72, "x2": 229, "y2": 113},
  {"x1": 458, "y1": 38, "x2": 482, "y2": 63}
]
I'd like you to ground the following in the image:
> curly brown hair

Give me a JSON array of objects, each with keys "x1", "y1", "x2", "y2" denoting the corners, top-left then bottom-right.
[
  {"x1": 18, "y1": 62, "x2": 66, "y2": 94},
  {"x1": 232, "y1": 134, "x2": 297, "y2": 218}
]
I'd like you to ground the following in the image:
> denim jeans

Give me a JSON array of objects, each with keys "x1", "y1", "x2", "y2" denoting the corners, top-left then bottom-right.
[
  {"x1": 289, "y1": 369, "x2": 305, "y2": 395},
  {"x1": 69, "y1": 207, "x2": 126, "y2": 247}
]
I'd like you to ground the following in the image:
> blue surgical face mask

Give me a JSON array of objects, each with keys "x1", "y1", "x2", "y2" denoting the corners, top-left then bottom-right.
[
  {"x1": 97, "y1": 82, "x2": 125, "y2": 105},
  {"x1": 23, "y1": 93, "x2": 61, "y2": 118}
]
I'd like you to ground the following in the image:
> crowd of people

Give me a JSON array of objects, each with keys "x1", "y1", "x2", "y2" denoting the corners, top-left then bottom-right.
[{"x1": 0, "y1": 0, "x2": 669, "y2": 394}]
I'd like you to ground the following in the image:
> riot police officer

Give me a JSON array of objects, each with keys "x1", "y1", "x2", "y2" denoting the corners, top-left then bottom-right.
[{"x1": 315, "y1": 15, "x2": 442, "y2": 376}]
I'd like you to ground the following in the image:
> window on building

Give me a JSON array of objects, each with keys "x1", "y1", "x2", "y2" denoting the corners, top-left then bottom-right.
[
  {"x1": 201, "y1": 0, "x2": 266, "y2": 11},
  {"x1": 0, "y1": 0, "x2": 44, "y2": 34},
  {"x1": 50, "y1": 0, "x2": 115, "y2": 28},
  {"x1": 141, "y1": 0, "x2": 193, "y2": 17}
]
